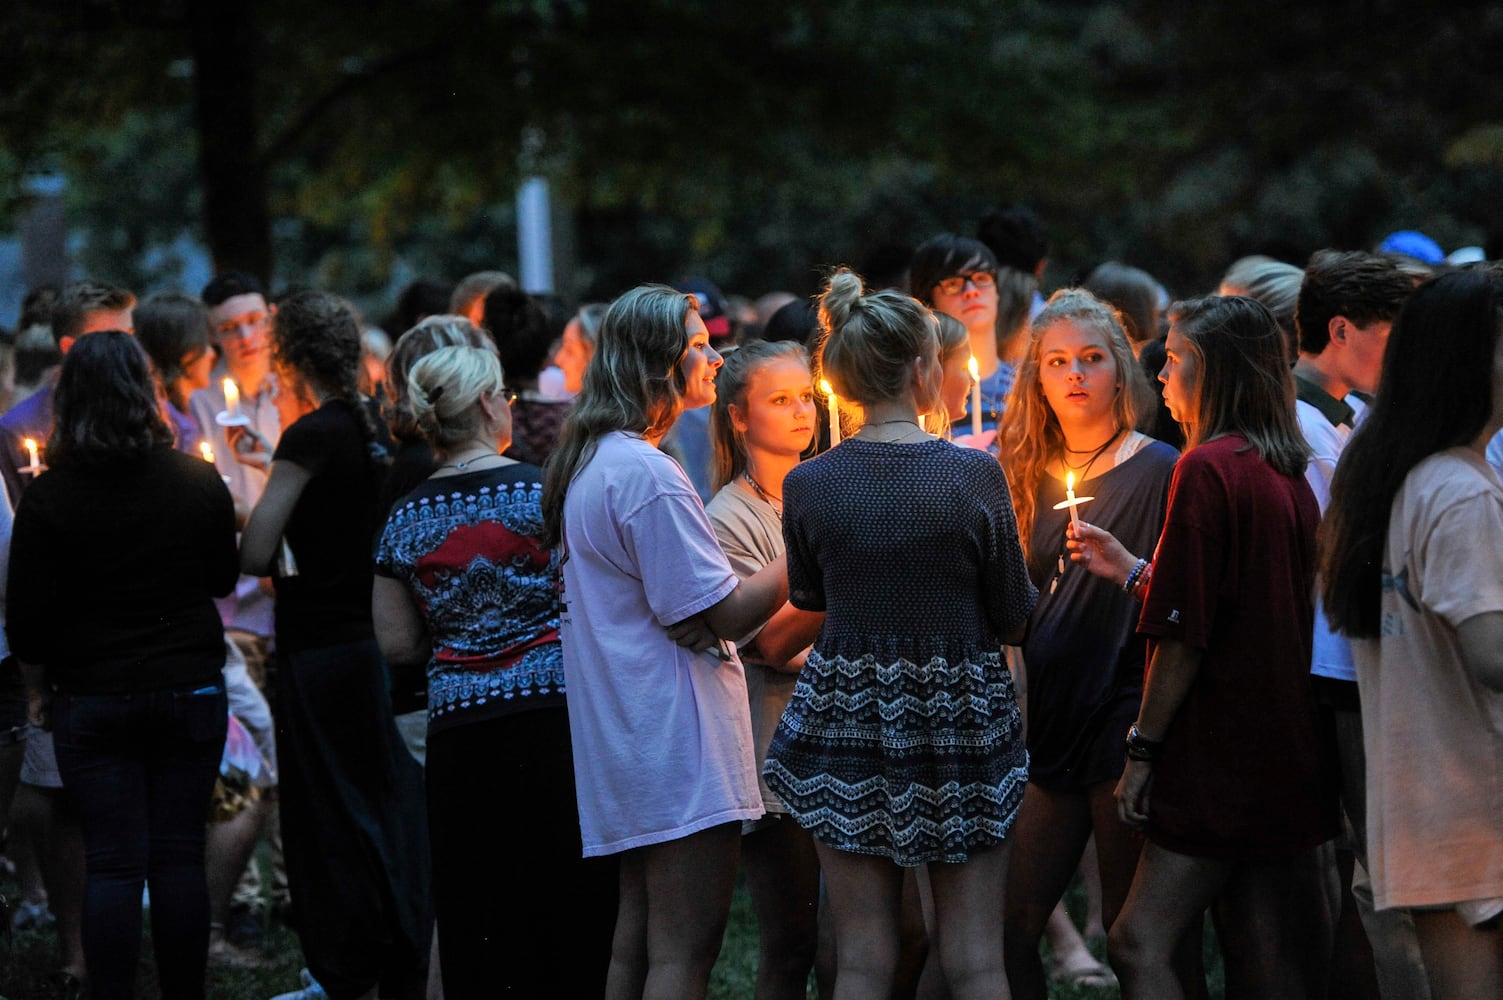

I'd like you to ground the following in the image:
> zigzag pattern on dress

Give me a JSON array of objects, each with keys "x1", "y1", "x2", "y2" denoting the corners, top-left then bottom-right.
[
  {"x1": 762, "y1": 761, "x2": 1028, "y2": 865},
  {"x1": 429, "y1": 644, "x2": 565, "y2": 719}
]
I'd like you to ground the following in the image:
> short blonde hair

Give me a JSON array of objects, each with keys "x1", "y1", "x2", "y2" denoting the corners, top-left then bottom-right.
[{"x1": 407, "y1": 345, "x2": 506, "y2": 452}]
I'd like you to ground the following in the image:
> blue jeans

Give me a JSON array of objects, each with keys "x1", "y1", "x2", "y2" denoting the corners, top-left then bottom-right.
[{"x1": 53, "y1": 681, "x2": 227, "y2": 1000}]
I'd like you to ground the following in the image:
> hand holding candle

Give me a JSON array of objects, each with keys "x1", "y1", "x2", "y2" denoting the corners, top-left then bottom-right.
[
  {"x1": 821, "y1": 379, "x2": 841, "y2": 447},
  {"x1": 967, "y1": 356, "x2": 983, "y2": 438}
]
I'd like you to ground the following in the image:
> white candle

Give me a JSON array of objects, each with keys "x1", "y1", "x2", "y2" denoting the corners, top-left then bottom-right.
[
  {"x1": 199, "y1": 441, "x2": 215, "y2": 464},
  {"x1": 223, "y1": 377, "x2": 241, "y2": 419},
  {"x1": 967, "y1": 356, "x2": 982, "y2": 438},
  {"x1": 1065, "y1": 471, "x2": 1082, "y2": 536},
  {"x1": 917, "y1": 414, "x2": 926, "y2": 432},
  {"x1": 821, "y1": 379, "x2": 840, "y2": 446},
  {"x1": 22, "y1": 438, "x2": 40, "y2": 476}
]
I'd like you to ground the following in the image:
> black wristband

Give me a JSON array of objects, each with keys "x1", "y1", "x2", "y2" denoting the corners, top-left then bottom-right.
[{"x1": 1124, "y1": 723, "x2": 1164, "y2": 762}]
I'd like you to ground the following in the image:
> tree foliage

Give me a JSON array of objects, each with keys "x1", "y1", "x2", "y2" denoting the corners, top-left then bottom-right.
[{"x1": 3, "y1": 0, "x2": 1501, "y2": 310}]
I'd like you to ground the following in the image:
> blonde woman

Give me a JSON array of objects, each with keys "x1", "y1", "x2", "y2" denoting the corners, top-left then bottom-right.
[
  {"x1": 764, "y1": 269, "x2": 1036, "y2": 999},
  {"x1": 996, "y1": 289, "x2": 1177, "y2": 998}
]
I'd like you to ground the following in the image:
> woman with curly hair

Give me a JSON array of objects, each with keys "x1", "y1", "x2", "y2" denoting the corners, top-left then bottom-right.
[
  {"x1": 996, "y1": 290, "x2": 1177, "y2": 998},
  {"x1": 237, "y1": 290, "x2": 430, "y2": 1000}
]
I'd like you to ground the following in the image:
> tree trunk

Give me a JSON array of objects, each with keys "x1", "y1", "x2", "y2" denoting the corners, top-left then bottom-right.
[{"x1": 188, "y1": 0, "x2": 272, "y2": 285}]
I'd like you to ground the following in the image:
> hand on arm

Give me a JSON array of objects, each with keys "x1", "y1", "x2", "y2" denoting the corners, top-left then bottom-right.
[
  {"x1": 665, "y1": 553, "x2": 791, "y2": 658},
  {"x1": 1115, "y1": 637, "x2": 1203, "y2": 828},
  {"x1": 745, "y1": 605, "x2": 823, "y2": 673}
]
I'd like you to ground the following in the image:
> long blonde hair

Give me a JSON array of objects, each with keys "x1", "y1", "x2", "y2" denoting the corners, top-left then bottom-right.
[
  {"x1": 998, "y1": 289, "x2": 1150, "y2": 560},
  {"x1": 709, "y1": 339, "x2": 811, "y2": 492},
  {"x1": 541, "y1": 285, "x2": 698, "y2": 548}
]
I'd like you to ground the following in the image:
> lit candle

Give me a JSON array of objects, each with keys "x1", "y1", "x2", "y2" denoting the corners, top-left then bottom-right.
[
  {"x1": 22, "y1": 438, "x2": 40, "y2": 476},
  {"x1": 1065, "y1": 471, "x2": 1082, "y2": 536},
  {"x1": 199, "y1": 441, "x2": 215, "y2": 464},
  {"x1": 917, "y1": 414, "x2": 926, "y2": 432},
  {"x1": 223, "y1": 378, "x2": 241, "y2": 420},
  {"x1": 821, "y1": 379, "x2": 840, "y2": 446},
  {"x1": 967, "y1": 356, "x2": 983, "y2": 438}
]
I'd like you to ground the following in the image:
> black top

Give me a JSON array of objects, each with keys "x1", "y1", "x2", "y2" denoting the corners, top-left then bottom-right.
[
  {"x1": 272, "y1": 398, "x2": 393, "y2": 653},
  {"x1": 7, "y1": 444, "x2": 237, "y2": 693},
  {"x1": 784, "y1": 437, "x2": 1036, "y2": 662},
  {"x1": 1021, "y1": 439, "x2": 1178, "y2": 790}
]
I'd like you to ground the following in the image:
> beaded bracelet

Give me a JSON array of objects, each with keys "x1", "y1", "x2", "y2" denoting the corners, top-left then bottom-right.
[{"x1": 1122, "y1": 558, "x2": 1149, "y2": 594}]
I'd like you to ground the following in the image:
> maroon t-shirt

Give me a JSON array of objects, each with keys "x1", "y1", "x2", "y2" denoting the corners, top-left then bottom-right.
[{"x1": 1138, "y1": 434, "x2": 1339, "y2": 860}]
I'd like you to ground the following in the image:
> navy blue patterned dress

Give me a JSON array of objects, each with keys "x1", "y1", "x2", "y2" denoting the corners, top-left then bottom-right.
[{"x1": 764, "y1": 438, "x2": 1037, "y2": 865}]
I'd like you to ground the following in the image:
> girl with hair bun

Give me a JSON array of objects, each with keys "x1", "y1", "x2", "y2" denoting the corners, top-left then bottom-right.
[
  {"x1": 704, "y1": 339, "x2": 824, "y2": 999},
  {"x1": 763, "y1": 268, "x2": 1036, "y2": 998},
  {"x1": 541, "y1": 285, "x2": 789, "y2": 999},
  {"x1": 373, "y1": 345, "x2": 616, "y2": 997},
  {"x1": 236, "y1": 290, "x2": 431, "y2": 1000}
]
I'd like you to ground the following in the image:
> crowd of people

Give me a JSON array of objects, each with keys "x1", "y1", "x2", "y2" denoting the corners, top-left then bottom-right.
[{"x1": 0, "y1": 209, "x2": 1498, "y2": 1000}]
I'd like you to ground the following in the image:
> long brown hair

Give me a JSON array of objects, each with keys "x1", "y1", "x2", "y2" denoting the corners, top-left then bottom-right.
[
  {"x1": 1170, "y1": 295, "x2": 1309, "y2": 478},
  {"x1": 48, "y1": 330, "x2": 173, "y2": 468},
  {"x1": 541, "y1": 285, "x2": 698, "y2": 549},
  {"x1": 998, "y1": 289, "x2": 1149, "y2": 559}
]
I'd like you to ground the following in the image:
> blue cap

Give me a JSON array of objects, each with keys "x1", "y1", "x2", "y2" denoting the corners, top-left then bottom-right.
[{"x1": 1378, "y1": 230, "x2": 1444, "y2": 264}]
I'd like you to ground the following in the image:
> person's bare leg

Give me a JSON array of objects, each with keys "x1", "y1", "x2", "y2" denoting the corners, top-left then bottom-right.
[
  {"x1": 926, "y1": 841, "x2": 1012, "y2": 1000},
  {"x1": 1212, "y1": 847, "x2": 1332, "y2": 1000},
  {"x1": 815, "y1": 841, "x2": 906, "y2": 1000},
  {"x1": 638, "y1": 822, "x2": 742, "y2": 1000},
  {"x1": 207, "y1": 799, "x2": 266, "y2": 929},
  {"x1": 1108, "y1": 842, "x2": 1229, "y2": 999},
  {"x1": 9, "y1": 781, "x2": 50, "y2": 914},
  {"x1": 1081, "y1": 835, "x2": 1107, "y2": 945},
  {"x1": 742, "y1": 818, "x2": 820, "y2": 1000},
  {"x1": 43, "y1": 796, "x2": 87, "y2": 982},
  {"x1": 605, "y1": 850, "x2": 648, "y2": 1000},
  {"x1": 894, "y1": 866, "x2": 931, "y2": 998},
  {"x1": 1412, "y1": 909, "x2": 1503, "y2": 999},
  {"x1": 1002, "y1": 783, "x2": 1094, "y2": 1000}
]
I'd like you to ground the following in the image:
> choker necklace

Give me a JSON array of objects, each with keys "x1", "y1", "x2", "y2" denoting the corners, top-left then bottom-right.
[
  {"x1": 743, "y1": 470, "x2": 782, "y2": 515},
  {"x1": 439, "y1": 451, "x2": 501, "y2": 472},
  {"x1": 1061, "y1": 428, "x2": 1121, "y2": 481},
  {"x1": 1062, "y1": 427, "x2": 1123, "y2": 454}
]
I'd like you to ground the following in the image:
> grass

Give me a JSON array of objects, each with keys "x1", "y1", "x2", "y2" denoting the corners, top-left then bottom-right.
[{"x1": 0, "y1": 869, "x2": 1222, "y2": 999}]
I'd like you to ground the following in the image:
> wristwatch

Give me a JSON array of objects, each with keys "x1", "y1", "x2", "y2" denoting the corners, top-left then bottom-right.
[{"x1": 1124, "y1": 723, "x2": 1164, "y2": 762}]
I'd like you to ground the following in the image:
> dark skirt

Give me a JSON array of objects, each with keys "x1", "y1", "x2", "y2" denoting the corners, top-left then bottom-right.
[{"x1": 276, "y1": 638, "x2": 431, "y2": 999}]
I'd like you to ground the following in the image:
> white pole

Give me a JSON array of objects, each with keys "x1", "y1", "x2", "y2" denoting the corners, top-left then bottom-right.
[{"x1": 517, "y1": 176, "x2": 554, "y2": 295}]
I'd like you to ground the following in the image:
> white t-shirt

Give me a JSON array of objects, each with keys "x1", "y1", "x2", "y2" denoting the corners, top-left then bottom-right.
[
  {"x1": 560, "y1": 431, "x2": 763, "y2": 856},
  {"x1": 1352, "y1": 448, "x2": 1503, "y2": 910},
  {"x1": 1297, "y1": 398, "x2": 1357, "y2": 682}
]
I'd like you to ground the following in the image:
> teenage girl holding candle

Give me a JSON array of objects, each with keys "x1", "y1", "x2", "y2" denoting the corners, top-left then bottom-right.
[
  {"x1": 763, "y1": 268, "x2": 1036, "y2": 999},
  {"x1": 1068, "y1": 295, "x2": 1338, "y2": 998},
  {"x1": 703, "y1": 339, "x2": 824, "y2": 1000},
  {"x1": 995, "y1": 289, "x2": 1177, "y2": 999},
  {"x1": 540, "y1": 285, "x2": 788, "y2": 1000}
]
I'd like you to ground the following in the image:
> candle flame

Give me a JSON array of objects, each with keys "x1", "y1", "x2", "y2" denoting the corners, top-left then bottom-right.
[
  {"x1": 222, "y1": 377, "x2": 240, "y2": 406},
  {"x1": 199, "y1": 441, "x2": 215, "y2": 464},
  {"x1": 820, "y1": 379, "x2": 834, "y2": 397},
  {"x1": 1066, "y1": 471, "x2": 1075, "y2": 492},
  {"x1": 22, "y1": 437, "x2": 36, "y2": 453},
  {"x1": 967, "y1": 356, "x2": 980, "y2": 381}
]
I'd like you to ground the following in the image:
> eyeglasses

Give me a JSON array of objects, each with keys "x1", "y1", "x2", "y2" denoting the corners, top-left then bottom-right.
[{"x1": 933, "y1": 270, "x2": 997, "y2": 296}]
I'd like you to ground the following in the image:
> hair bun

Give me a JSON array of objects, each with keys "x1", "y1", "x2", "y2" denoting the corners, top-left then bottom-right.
[{"x1": 820, "y1": 268, "x2": 866, "y2": 332}]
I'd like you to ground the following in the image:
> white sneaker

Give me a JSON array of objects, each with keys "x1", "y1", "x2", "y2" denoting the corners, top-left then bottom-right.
[{"x1": 268, "y1": 968, "x2": 328, "y2": 1000}]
